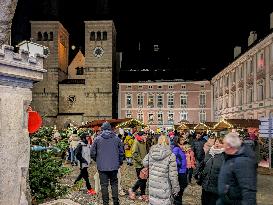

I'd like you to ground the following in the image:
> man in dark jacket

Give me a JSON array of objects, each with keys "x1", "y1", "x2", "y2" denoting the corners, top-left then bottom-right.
[
  {"x1": 91, "y1": 122, "x2": 124, "y2": 205},
  {"x1": 217, "y1": 132, "x2": 257, "y2": 205},
  {"x1": 193, "y1": 133, "x2": 207, "y2": 171}
]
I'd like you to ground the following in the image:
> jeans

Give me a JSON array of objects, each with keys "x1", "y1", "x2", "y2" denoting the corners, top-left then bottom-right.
[
  {"x1": 99, "y1": 170, "x2": 119, "y2": 205},
  {"x1": 132, "y1": 168, "x2": 147, "y2": 195},
  {"x1": 174, "y1": 173, "x2": 188, "y2": 205},
  {"x1": 74, "y1": 167, "x2": 91, "y2": 190},
  {"x1": 187, "y1": 168, "x2": 193, "y2": 183},
  {"x1": 70, "y1": 148, "x2": 76, "y2": 163}
]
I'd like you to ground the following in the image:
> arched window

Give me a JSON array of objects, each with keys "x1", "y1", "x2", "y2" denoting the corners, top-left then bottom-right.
[
  {"x1": 90, "y1": 32, "x2": 95, "y2": 41},
  {"x1": 103, "y1": 31, "x2": 107, "y2": 40},
  {"x1": 49, "y1": 32, "x2": 53, "y2": 41},
  {"x1": 43, "y1": 32, "x2": 48, "y2": 41},
  {"x1": 97, "y1": 31, "x2": 101, "y2": 41},
  {"x1": 37, "y1": 32, "x2": 42, "y2": 41}
]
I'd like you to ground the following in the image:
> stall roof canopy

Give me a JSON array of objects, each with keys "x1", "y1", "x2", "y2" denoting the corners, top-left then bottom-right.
[
  {"x1": 115, "y1": 118, "x2": 146, "y2": 128},
  {"x1": 213, "y1": 119, "x2": 260, "y2": 131},
  {"x1": 81, "y1": 118, "x2": 130, "y2": 128}
]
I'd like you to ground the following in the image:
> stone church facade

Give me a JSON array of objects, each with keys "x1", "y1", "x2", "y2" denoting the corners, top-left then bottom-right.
[{"x1": 30, "y1": 20, "x2": 117, "y2": 128}]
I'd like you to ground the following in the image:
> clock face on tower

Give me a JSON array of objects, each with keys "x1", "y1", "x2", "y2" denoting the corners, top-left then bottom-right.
[{"x1": 93, "y1": 46, "x2": 104, "y2": 58}]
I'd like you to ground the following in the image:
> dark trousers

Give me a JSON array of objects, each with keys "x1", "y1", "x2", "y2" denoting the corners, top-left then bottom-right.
[
  {"x1": 132, "y1": 168, "x2": 147, "y2": 195},
  {"x1": 187, "y1": 168, "x2": 193, "y2": 183},
  {"x1": 174, "y1": 173, "x2": 188, "y2": 205},
  {"x1": 201, "y1": 189, "x2": 219, "y2": 205},
  {"x1": 74, "y1": 167, "x2": 91, "y2": 190},
  {"x1": 99, "y1": 170, "x2": 119, "y2": 205}
]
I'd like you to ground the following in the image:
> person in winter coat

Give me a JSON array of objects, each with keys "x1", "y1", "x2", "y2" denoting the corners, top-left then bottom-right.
[
  {"x1": 123, "y1": 132, "x2": 134, "y2": 166},
  {"x1": 69, "y1": 133, "x2": 80, "y2": 166},
  {"x1": 74, "y1": 133, "x2": 96, "y2": 195},
  {"x1": 193, "y1": 133, "x2": 207, "y2": 172},
  {"x1": 90, "y1": 122, "x2": 124, "y2": 205},
  {"x1": 143, "y1": 135, "x2": 180, "y2": 205},
  {"x1": 128, "y1": 131, "x2": 148, "y2": 202},
  {"x1": 172, "y1": 136, "x2": 188, "y2": 205},
  {"x1": 217, "y1": 132, "x2": 257, "y2": 205},
  {"x1": 201, "y1": 137, "x2": 225, "y2": 205},
  {"x1": 184, "y1": 144, "x2": 196, "y2": 184}
]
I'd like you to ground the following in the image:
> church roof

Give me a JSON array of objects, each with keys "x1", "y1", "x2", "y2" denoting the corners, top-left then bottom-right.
[{"x1": 68, "y1": 50, "x2": 85, "y2": 69}]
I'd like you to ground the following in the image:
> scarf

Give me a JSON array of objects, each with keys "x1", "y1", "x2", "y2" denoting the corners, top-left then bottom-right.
[{"x1": 209, "y1": 146, "x2": 224, "y2": 158}]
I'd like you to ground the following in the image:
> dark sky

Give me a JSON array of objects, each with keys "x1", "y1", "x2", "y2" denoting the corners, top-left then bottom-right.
[{"x1": 12, "y1": 0, "x2": 273, "y2": 81}]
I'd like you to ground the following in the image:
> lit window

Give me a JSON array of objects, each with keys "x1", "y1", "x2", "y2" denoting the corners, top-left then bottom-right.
[
  {"x1": 157, "y1": 113, "x2": 163, "y2": 123},
  {"x1": 126, "y1": 111, "x2": 132, "y2": 118},
  {"x1": 137, "y1": 112, "x2": 143, "y2": 121},
  {"x1": 137, "y1": 94, "x2": 144, "y2": 106},
  {"x1": 168, "y1": 94, "x2": 174, "y2": 108},
  {"x1": 168, "y1": 112, "x2": 174, "y2": 123},
  {"x1": 180, "y1": 111, "x2": 188, "y2": 121},
  {"x1": 157, "y1": 95, "x2": 163, "y2": 107},
  {"x1": 180, "y1": 95, "x2": 187, "y2": 106},
  {"x1": 126, "y1": 95, "x2": 132, "y2": 107},
  {"x1": 200, "y1": 93, "x2": 206, "y2": 105},
  {"x1": 199, "y1": 111, "x2": 206, "y2": 122},
  {"x1": 148, "y1": 113, "x2": 154, "y2": 122},
  {"x1": 148, "y1": 95, "x2": 154, "y2": 107}
]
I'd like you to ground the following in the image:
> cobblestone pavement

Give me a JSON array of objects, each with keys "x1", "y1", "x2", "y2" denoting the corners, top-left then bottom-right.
[{"x1": 57, "y1": 163, "x2": 273, "y2": 205}]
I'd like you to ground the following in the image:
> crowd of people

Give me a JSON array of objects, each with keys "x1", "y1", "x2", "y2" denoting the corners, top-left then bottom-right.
[{"x1": 66, "y1": 122, "x2": 259, "y2": 205}]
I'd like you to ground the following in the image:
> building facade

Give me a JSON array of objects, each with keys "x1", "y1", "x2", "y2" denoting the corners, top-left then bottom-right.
[
  {"x1": 211, "y1": 28, "x2": 273, "y2": 121},
  {"x1": 118, "y1": 80, "x2": 212, "y2": 129},
  {"x1": 30, "y1": 20, "x2": 118, "y2": 127}
]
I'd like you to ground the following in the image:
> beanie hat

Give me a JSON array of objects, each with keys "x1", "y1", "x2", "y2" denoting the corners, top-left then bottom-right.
[{"x1": 101, "y1": 122, "x2": 111, "y2": 130}]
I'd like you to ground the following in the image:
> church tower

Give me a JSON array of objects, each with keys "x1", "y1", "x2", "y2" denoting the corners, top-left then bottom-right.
[
  {"x1": 30, "y1": 21, "x2": 69, "y2": 124},
  {"x1": 84, "y1": 20, "x2": 116, "y2": 120}
]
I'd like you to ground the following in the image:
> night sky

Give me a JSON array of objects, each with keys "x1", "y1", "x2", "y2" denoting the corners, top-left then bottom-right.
[{"x1": 12, "y1": 0, "x2": 273, "y2": 81}]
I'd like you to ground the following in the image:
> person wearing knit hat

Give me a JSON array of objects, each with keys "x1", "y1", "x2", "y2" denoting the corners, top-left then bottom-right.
[{"x1": 91, "y1": 121, "x2": 124, "y2": 205}]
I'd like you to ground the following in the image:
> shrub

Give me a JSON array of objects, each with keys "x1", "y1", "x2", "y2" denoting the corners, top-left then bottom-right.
[{"x1": 29, "y1": 150, "x2": 71, "y2": 203}]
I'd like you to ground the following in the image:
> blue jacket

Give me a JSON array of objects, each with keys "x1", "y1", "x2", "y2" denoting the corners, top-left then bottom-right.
[
  {"x1": 172, "y1": 146, "x2": 187, "y2": 174},
  {"x1": 91, "y1": 130, "x2": 124, "y2": 171},
  {"x1": 217, "y1": 145, "x2": 257, "y2": 205}
]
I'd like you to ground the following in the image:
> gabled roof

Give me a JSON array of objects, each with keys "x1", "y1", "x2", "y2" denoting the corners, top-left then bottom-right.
[{"x1": 68, "y1": 50, "x2": 85, "y2": 78}]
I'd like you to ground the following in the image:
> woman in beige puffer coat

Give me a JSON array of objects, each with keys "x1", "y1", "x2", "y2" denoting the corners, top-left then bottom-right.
[{"x1": 143, "y1": 135, "x2": 180, "y2": 205}]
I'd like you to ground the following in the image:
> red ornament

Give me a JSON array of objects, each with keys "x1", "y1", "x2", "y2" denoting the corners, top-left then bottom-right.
[{"x1": 28, "y1": 107, "x2": 42, "y2": 133}]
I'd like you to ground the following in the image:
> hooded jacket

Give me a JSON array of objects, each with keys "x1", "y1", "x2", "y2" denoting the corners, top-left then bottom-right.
[
  {"x1": 131, "y1": 136, "x2": 147, "y2": 168},
  {"x1": 123, "y1": 135, "x2": 134, "y2": 158},
  {"x1": 217, "y1": 145, "x2": 257, "y2": 205},
  {"x1": 172, "y1": 146, "x2": 187, "y2": 174},
  {"x1": 143, "y1": 145, "x2": 180, "y2": 205},
  {"x1": 90, "y1": 130, "x2": 124, "y2": 171},
  {"x1": 75, "y1": 141, "x2": 91, "y2": 168}
]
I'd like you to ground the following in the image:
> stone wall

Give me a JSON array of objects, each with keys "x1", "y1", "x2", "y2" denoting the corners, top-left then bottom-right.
[{"x1": 0, "y1": 44, "x2": 46, "y2": 205}]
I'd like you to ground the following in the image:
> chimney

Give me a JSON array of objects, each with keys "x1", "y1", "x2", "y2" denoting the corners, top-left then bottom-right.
[
  {"x1": 248, "y1": 31, "x2": 257, "y2": 46},
  {"x1": 270, "y1": 12, "x2": 273, "y2": 29},
  {"x1": 234, "y1": 46, "x2": 241, "y2": 59}
]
